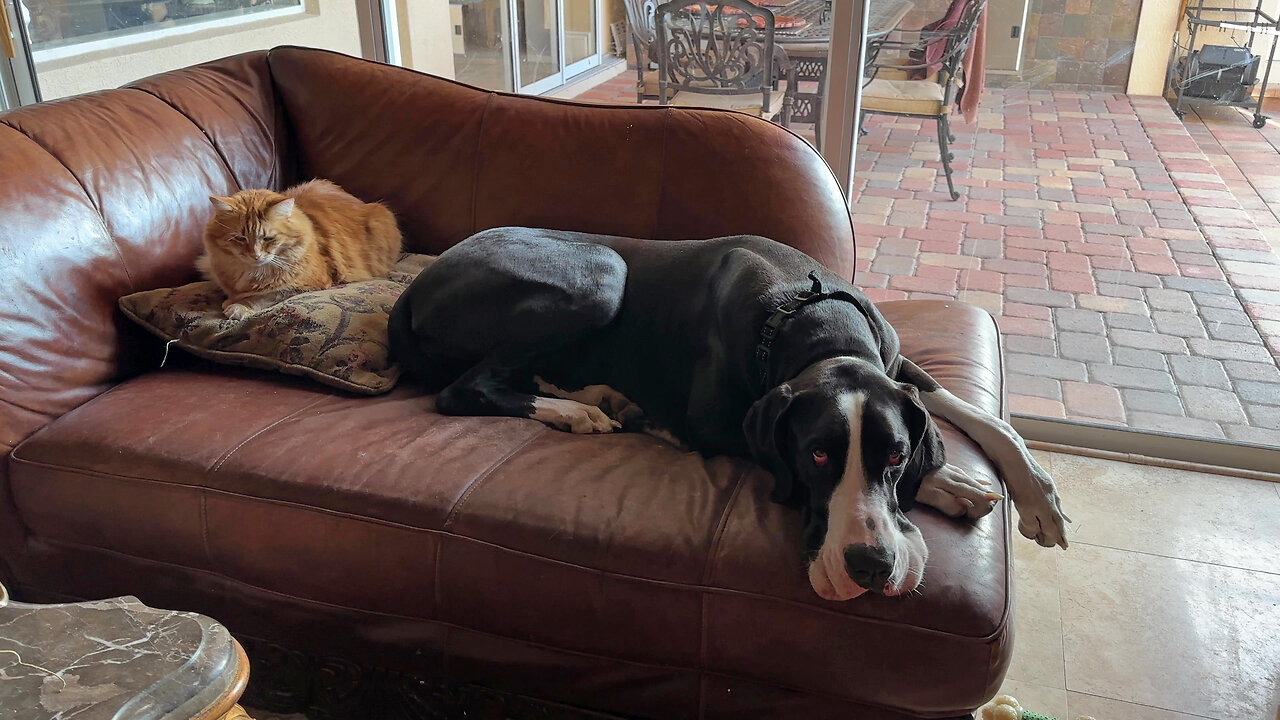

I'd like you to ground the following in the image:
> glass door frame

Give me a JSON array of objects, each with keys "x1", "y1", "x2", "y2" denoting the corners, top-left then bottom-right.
[
  {"x1": 560, "y1": 0, "x2": 601, "y2": 80},
  {"x1": 1, "y1": 0, "x2": 40, "y2": 109},
  {"x1": 821, "y1": 0, "x2": 869, "y2": 202},
  {"x1": 511, "y1": 0, "x2": 602, "y2": 95}
]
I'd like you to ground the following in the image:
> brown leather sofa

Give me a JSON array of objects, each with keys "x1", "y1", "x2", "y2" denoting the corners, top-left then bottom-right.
[{"x1": 0, "y1": 47, "x2": 1012, "y2": 719}]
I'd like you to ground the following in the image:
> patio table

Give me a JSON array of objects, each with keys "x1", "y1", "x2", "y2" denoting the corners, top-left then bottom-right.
[{"x1": 772, "y1": 0, "x2": 914, "y2": 45}]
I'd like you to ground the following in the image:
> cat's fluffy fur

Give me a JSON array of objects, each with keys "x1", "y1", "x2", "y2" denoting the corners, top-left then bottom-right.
[{"x1": 198, "y1": 180, "x2": 402, "y2": 320}]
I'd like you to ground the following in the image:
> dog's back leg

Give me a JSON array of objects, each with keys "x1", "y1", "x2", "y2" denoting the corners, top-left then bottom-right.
[
  {"x1": 389, "y1": 228, "x2": 628, "y2": 394},
  {"x1": 436, "y1": 355, "x2": 619, "y2": 434}
]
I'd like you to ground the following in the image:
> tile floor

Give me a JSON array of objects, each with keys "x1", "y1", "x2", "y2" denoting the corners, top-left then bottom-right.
[
  {"x1": 1003, "y1": 450, "x2": 1280, "y2": 720},
  {"x1": 567, "y1": 74, "x2": 1280, "y2": 446},
  {"x1": 243, "y1": 451, "x2": 1280, "y2": 720}
]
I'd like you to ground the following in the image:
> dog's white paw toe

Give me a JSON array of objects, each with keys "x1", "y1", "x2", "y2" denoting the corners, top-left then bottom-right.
[
  {"x1": 1016, "y1": 497, "x2": 1070, "y2": 549},
  {"x1": 535, "y1": 399, "x2": 618, "y2": 434},
  {"x1": 918, "y1": 464, "x2": 1003, "y2": 520}
]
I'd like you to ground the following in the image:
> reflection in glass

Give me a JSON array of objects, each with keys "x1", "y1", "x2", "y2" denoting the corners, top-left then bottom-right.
[{"x1": 21, "y1": 0, "x2": 303, "y2": 51}]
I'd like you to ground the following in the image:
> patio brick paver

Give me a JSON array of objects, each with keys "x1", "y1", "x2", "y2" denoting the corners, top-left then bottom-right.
[
  {"x1": 569, "y1": 73, "x2": 1280, "y2": 444},
  {"x1": 854, "y1": 90, "x2": 1280, "y2": 443}
]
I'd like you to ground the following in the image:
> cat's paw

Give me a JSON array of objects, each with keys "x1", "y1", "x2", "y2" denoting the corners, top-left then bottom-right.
[{"x1": 223, "y1": 303, "x2": 253, "y2": 321}]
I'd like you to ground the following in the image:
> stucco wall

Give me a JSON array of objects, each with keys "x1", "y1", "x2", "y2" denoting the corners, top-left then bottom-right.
[{"x1": 396, "y1": 0, "x2": 457, "y2": 78}]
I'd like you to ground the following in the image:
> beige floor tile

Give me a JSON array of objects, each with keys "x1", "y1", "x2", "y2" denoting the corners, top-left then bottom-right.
[
  {"x1": 1067, "y1": 692, "x2": 1222, "y2": 720},
  {"x1": 1060, "y1": 544, "x2": 1280, "y2": 720},
  {"x1": 1031, "y1": 449, "x2": 1055, "y2": 472},
  {"x1": 995, "y1": 679, "x2": 1070, "y2": 719},
  {"x1": 1006, "y1": 536, "x2": 1066, "y2": 688},
  {"x1": 1048, "y1": 452, "x2": 1280, "y2": 574}
]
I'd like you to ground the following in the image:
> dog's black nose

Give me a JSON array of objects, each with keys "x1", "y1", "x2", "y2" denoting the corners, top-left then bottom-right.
[{"x1": 844, "y1": 544, "x2": 894, "y2": 590}]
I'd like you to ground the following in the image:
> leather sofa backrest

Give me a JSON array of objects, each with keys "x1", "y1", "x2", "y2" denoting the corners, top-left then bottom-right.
[
  {"x1": 265, "y1": 47, "x2": 855, "y2": 269},
  {"x1": 0, "y1": 51, "x2": 289, "y2": 455}
]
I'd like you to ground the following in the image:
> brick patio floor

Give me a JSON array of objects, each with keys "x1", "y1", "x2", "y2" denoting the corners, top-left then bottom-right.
[{"x1": 570, "y1": 74, "x2": 1280, "y2": 445}]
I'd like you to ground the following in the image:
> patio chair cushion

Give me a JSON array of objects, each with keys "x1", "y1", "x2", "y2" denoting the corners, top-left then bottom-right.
[
  {"x1": 868, "y1": 57, "x2": 938, "y2": 83},
  {"x1": 861, "y1": 77, "x2": 947, "y2": 116},
  {"x1": 641, "y1": 70, "x2": 676, "y2": 99},
  {"x1": 670, "y1": 90, "x2": 779, "y2": 118}
]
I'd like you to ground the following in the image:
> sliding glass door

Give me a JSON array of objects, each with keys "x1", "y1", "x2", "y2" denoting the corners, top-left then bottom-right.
[
  {"x1": 407, "y1": 0, "x2": 597, "y2": 93},
  {"x1": 561, "y1": 0, "x2": 596, "y2": 77},
  {"x1": 512, "y1": 0, "x2": 600, "y2": 93},
  {"x1": 513, "y1": 0, "x2": 560, "y2": 93}
]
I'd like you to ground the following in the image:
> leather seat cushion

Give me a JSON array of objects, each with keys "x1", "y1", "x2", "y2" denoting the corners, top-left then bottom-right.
[
  {"x1": 861, "y1": 77, "x2": 947, "y2": 116},
  {"x1": 9, "y1": 300, "x2": 1010, "y2": 717}
]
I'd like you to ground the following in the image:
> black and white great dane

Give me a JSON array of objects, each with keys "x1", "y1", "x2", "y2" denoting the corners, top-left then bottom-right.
[{"x1": 388, "y1": 227, "x2": 1070, "y2": 601}]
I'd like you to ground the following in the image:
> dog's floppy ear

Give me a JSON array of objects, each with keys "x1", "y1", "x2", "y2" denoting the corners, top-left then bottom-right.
[
  {"x1": 744, "y1": 383, "x2": 797, "y2": 504},
  {"x1": 897, "y1": 382, "x2": 944, "y2": 510}
]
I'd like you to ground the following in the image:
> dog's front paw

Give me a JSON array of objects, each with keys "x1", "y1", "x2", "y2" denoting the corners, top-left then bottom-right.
[
  {"x1": 223, "y1": 302, "x2": 252, "y2": 321},
  {"x1": 917, "y1": 463, "x2": 1003, "y2": 520},
  {"x1": 533, "y1": 398, "x2": 621, "y2": 434},
  {"x1": 1010, "y1": 459, "x2": 1071, "y2": 548},
  {"x1": 1015, "y1": 490, "x2": 1071, "y2": 549}
]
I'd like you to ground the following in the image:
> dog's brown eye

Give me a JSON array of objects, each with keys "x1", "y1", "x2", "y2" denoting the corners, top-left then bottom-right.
[
  {"x1": 888, "y1": 451, "x2": 904, "y2": 466},
  {"x1": 812, "y1": 449, "x2": 828, "y2": 467}
]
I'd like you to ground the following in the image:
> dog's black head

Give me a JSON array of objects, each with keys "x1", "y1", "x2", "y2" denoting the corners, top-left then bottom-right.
[{"x1": 744, "y1": 356, "x2": 944, "y2": 600}]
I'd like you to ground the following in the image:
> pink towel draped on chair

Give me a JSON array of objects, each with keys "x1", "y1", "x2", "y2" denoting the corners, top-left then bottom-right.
[
  {"x1": 908, "y1": 0, "x2": 987, "y2": 123},
  {"x1": 959, "y1": 6, "x2": 986, "y2": 123}
]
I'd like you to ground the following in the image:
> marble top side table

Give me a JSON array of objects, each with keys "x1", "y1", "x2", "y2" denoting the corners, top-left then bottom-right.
[{"x1": 0, "y1": 583, "x2": 253, "y2": 720}]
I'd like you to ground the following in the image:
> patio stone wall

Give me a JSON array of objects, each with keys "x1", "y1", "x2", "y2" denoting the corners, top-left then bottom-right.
[{"x1": 901, "y1": 0, "x2": 1140, "y2": 92}]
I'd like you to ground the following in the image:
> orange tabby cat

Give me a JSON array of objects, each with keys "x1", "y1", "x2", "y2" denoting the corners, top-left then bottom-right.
[{"x1": 198, "y1": 180, "x2": 402, "y2": 320}]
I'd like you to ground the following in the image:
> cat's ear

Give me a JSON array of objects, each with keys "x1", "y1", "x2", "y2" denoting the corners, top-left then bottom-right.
[
  {"x1": 210, "y1": 196, "x2": 235, "y2": 212},
  {"x1": 267, "y1": 197, "x2": 296, "y2": 221}
]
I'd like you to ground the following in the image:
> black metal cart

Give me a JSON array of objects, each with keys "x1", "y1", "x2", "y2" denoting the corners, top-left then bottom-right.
[{"x1": 1170, "y1": 0, "x2": 1280, "y2": 128}]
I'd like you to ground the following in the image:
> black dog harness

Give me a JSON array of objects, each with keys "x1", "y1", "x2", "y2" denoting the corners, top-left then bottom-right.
[{"x1": 755, "y1": 271, "x2": 860, "y2": 390}]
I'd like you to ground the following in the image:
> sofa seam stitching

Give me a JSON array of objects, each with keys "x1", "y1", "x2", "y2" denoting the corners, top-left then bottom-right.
[
  {"x1": 265, "y1": 48, "x2": 291, "y2": 188},
  {"x1": 988, "y1": 306, "x2": 1016, "y2": 665},
  {"x1": 471, "y1": 94, "x2": 496, "y2": 235},
  {"x1": 442, "y1": 430, "x2": 543, "y2": 531},
  {"x1": 433, "y1": 535, "x2": 444, "y2": 625},
  {"x1": 697, "y1": 466, "x2": 747, "y2": 720},
  {"x1": 0, "y1": 119, "x2": 136, "y2": 291},
  {"x1": 700, "y1": 468, "x2": 748, "y2": 587},
  {"x1": 200, "y1": 494, "x2": 213, "y2": 570},
  {"x1": 5, "y1": 453, "x2": 1008, "y2": 641},
  {"x1": 19, "y1": 537, "x2": 983, "y2": 717},
  {"x1": 654, "y1": 108, "x2": 672, "y2": 239},
  {"x1": 209, "y1": 397, "x2": 330, "y2": 472},
  {"x1": 130, "y1": 87, "x2": 242, "y2": 192}
]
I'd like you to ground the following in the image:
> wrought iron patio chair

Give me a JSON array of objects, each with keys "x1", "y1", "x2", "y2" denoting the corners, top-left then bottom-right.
[
  {"x1": 860, "y1": 0, "x2": 986, "y2": 200},
  {"x1": 623, "y1": 0, "x2": 673, "y2": 103},
  {"x1": 781, "y1": 45, "x2": 829, "y2": 149},
  {"x1": 654, "y1": 0, "x2": 790, "y2": 122}
]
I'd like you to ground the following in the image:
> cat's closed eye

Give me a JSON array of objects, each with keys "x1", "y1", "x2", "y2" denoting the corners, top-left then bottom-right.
[{"x1": 231, "y1": 234, "x2": 248, "y2": 244}]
